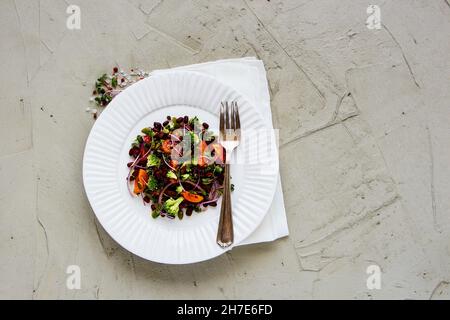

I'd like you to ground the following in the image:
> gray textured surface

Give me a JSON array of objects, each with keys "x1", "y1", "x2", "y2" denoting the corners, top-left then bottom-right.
[{"x1": 1, "y1": 0, "x2": 449, "y2": 299}]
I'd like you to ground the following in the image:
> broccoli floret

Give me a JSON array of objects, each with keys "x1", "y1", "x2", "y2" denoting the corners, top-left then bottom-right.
[
  {"x1": 147, "y1": 154, "x2": 160, "y2": 167},
  {"x1": 166, "y1": 171, "x2": 177, "y2": 179},
  {"x1": 176, "y1": 185, "x2": 183, "y2": 194},
  {"x1": 181, "y1": 173, "x2": 190, "y2": 181},
  {"x1": 163, "y1": 197, "x2": 184, "y2": 216},
  {"x1": 146, "y1": 175, "x2": 158, "y2": 191}
]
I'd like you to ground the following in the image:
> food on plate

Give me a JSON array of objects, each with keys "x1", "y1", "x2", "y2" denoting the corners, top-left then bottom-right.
[{"x1": 127, "y1": 115, "x2": 233, "y2": 220}]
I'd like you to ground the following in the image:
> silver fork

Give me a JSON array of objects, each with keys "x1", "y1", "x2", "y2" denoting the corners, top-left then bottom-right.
[{"x1": 217, "y1": 101, "x2": 241, "y2": 248}]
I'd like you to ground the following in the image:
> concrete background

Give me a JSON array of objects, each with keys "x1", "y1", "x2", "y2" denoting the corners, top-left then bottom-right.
[{"x1": 1, "y1": 0, "x2": 449, "y2": 299}]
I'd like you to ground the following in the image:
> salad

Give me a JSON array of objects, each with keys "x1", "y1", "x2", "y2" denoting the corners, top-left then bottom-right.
[{"x1": 127, "y1": 115, "x2": 232, "y2": 220}]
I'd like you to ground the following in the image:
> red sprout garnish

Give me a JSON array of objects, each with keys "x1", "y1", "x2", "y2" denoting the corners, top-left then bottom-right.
[
  {"x1": 182, "y1": 181, "x2": 206, "y2": 194},
  {"x1": 169, "y1": 134, "x2": 181, "y2": 142},
  {"x1": 193, "y1": 176, "x2": 201, "y2": 190}
]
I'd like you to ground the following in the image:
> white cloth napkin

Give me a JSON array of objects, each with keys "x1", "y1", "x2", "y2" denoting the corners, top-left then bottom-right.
[{"x1": 152, "y1": 57, "x2": 289, "y2": 246}]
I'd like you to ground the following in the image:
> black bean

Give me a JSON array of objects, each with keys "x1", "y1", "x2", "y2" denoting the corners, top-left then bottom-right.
[
  {"x1": 151, "y1": 204, "x2": 156, "y2": 210},
  {"x1": 163, "y1": 120, "x2": 169, "y2": 126},
  {"x1": 177, "y1": 117, "x2": 184, "y2": 123},
  {"x1": 129, "y1": 147, "x2": 139, "y2": 156},
  {"x1": 186, "y1": 207, "x2": 193, "y2": 216},
  {"x1": 154, "y1": 170, "x2": 162, "y2": 179},
  {"x1": 209, "y1": 202, "x2": 217, "y2": 207},
  {"x1": 184, "y1": 115, "x2": 189, "y2": 123},
  {"x1": 143, "y1": 196, "x2": 150, "y2": 203},
  {"x1": 202, "y1": 122, "x2": 209, "y2": 129},
  {"x1": 154, "y1": 122, "x2": 162, "y2": 130},
  {"x1": 166, "y1": 190, "x2": 177, "y2": 197},
  {"x1": 166, "y1": 115, "x2": 171, "y2": 120}
]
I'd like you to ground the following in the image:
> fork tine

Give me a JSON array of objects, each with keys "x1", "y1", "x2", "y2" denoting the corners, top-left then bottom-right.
[
  {"x1": 234, "y1": 101, "x2": 241, "y2": 132},
  {"x1": 231, "y1": 101, "x2": 236, "y2": 130},
  {"x1": 225, "y1": 101, "x2": 230, "y2": 129},
  {"x1": 220, "y1": 102, "x2": 225, "y2": 140}
]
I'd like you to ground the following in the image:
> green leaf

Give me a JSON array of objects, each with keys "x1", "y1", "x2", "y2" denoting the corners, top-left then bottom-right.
[
  {"x1": 111, "y1": 76, "x2": 118, "y2": 88},
  {"x1": 168, "y1": 117, "x2": 176, "y2": 129},
  {"x1": 201, "y1": 178, "x2": 213, "y2": 185},
  {"x1": 151, "y1": 209, "x2": 160, "y2": 219},
  {"x1": 141, "y1": 127, "x2": 153, "y2": 135},
  {"x1": 189, "y1": 116, "x2": 200, "y2": 125},
  {"x1": 166, "y1": 171, "x2": 177, "y2": 179},
  {"x1": 151, "y1": 204, "x2": 162, "y2": 218},
  {"x1": 214, "y1": 166, "x2": 223, "y2": 175},
  {"x1": 97, "y1": 74, "x2": 107, "y2": 83},
  {"x1": 190, "y1": 132, "x2": 200, "y2": 144}
]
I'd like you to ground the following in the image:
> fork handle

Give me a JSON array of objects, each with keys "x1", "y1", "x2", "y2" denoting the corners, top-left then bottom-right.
[{"x1": 217, "y1": 163, "x2": 233, "y2": 247}]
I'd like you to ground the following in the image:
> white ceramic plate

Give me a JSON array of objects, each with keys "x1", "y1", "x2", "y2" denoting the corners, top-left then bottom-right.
[{"x1": 83, "y1": 71, "x2": 278, "y2": 264}]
